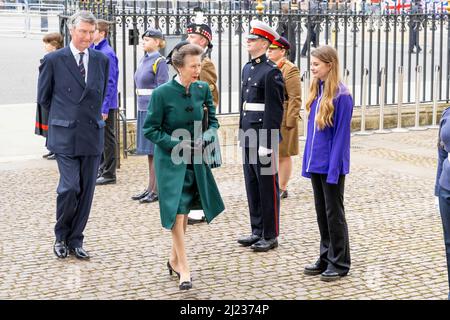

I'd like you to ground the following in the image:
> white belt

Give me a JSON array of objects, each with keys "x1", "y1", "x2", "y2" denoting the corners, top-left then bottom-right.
[
  {"x1": 136, "y1": 89, "x2": 154, "y2": 96},
  {"x1": 243, "y1": 102, "x2": 265, "y2": 111}
]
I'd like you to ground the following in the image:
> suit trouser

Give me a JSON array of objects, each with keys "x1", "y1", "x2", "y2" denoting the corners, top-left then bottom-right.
[
  {"x1": 438, "y1": 186, "x2": 450, "y2": 293},
  {"x1": 55, "y1": 154, "x2": 101, "y2": 248},
  {"x1": 99, "y1": 109, "x2": 117, "y2": 179},
  {"x1": 242, "y1": 147, "x2": 280, "y2": 239},
  {"x1": 310, "y1": 173, "x2": 350, "y2": 274}
]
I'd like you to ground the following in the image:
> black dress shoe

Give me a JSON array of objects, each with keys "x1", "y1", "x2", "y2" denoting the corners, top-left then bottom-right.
[
  {"x1": 96, "y1": 176, "x2": 116, "y2": 185},
  {"x1": 304, "y1": 259, "x2": 327, "y2": 275},
  {"x1": 251, "y1": 238, "x2": 278, "y2": 252},
  {"x1": 43, "y1": 151, "x2": 53, "y2": 158},
  {"x1": 237, "y1": 234, "x2": 261, "y2": 247},
  {"x1": 47, "y1": 153, "x2": 56, "y2": 160},
  {"x1": 131, "y1": 189, "x2": 149, "y2": 200},
  {"x1": 188, "y1": 216, "x2": 206, "y2": 225},
  {"x1": 53, "y1": 240, "x2": 68, "y2": 259},
  {"x1": 320, "y1": 269, "x2": 348, "y2": 282},
  {"x1": 139, "y1": 192, "x2": 158, "y2": 203},
  {"x1": 280, "y1": 189, "x2": 288, "y2": 199},
  {"x1": 179, "y1": 278, "x2": 193, "y2": 290},
  {"x1": 69, "y1": 247, "x2": 90, "y2": 260},
  {"x1": 167, "y1": 260, "x2": 180, "y2": 279}
]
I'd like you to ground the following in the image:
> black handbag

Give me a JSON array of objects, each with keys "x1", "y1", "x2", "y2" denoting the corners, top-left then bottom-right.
[{"x1": 202, "y1": 103, "x2": 222, "y2": 169}]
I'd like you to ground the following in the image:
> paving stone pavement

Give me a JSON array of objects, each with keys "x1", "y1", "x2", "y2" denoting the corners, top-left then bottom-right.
[{"x1": 0, "y1": 129, "x2": 448, "y2": 300}]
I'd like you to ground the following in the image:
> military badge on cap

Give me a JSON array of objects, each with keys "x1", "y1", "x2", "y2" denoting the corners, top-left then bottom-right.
[
  {"x1": 142, "y1": 28, "x2": 164, "y2": 40},
  {"x1": 186, "y1": 23, "x2": 213, "y2": 43},
  {"x1": 247, "y1": 20, "x2": 279, "y2": 42}
]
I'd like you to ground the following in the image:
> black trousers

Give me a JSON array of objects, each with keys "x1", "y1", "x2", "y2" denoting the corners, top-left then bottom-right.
[
  {"x1": 301, "y1": 23, "x2": 318, "y2": 56},
  {"x1": 242, "y1": 147, "x2": 280, "y2": 239},
  {"x1": 310, "y1": 173, "x2": 351, "y2": 274},
  {"x1": 99, "y1": 109, "x2": 117, "y2": 179},
  {"x1": 55, "y1": 154, "x2": 101, "y2": 248},
  {"x1": 409, "y1": 22, "x2": 421, "y2": 52}
]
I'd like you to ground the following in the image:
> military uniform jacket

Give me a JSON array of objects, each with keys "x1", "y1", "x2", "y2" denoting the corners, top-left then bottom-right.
[
  {"x1": 143, "y1": 79, "x2": 225, "y2": 229},
  {"x1": 200, "y1": 56, "x2": 219, "y2": 107},
  {"x1": 239, "y1": 54, "x2": 284, "y2": 150},
  {"x1": 279, "y1": 59, "x2": 301, "y2": 156}
]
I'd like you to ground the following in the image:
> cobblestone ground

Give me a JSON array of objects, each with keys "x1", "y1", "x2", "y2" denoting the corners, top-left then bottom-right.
[{"x1": 0, "y1": 129, "x2": 447, "y2": 300}]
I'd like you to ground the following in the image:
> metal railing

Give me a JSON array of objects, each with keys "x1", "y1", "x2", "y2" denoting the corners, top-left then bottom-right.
[{"x1": 58, "y1": 0, "x2": 450, "y2": 119}]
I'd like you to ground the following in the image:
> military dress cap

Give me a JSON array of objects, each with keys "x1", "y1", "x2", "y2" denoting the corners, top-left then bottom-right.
[
  {"x1": 186, "y1": 23, "x2": 213, "y2": 43},
  {"x1": 142, "y1": 28, "x2": 164, "y2": 40},
  {"x1": 247, "y1": 20, "x2": 280, "y2": 42},
  {"x1": 269, "y1": 36, "x2": 290, "y2": 50}
]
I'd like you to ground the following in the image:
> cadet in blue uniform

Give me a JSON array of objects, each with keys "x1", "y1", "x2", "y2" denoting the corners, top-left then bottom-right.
[
  {"x1": 237, "y1": 21, "x2": 284, "y2": 252},
  {"x1": 132, "y1": 28, "x2": 169, "y2": 203}
]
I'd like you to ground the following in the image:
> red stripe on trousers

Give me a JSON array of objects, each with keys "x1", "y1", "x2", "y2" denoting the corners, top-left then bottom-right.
[
  {"x1": 35, "y1": 122, "x2": 48, "y2": 131},
  {"x1": 271, "y1": 153, "x2": 279, "y2": 236}
]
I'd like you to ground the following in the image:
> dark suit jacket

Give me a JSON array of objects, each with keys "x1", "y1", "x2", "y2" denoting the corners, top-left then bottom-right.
[{"x1": 37, "y1": 46, "x2": 109, "y2": 156}]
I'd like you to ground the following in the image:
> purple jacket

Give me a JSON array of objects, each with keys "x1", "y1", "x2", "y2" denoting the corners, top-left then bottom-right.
[
  {"x1": 435, "y1": 107, "x2": 450, "y2": 195},
  {"x1": 301, "y1": 81, "x2": 354, "y2": 184},
  {"x1": 92, "y1": 39, "x2": 119, "y2": 114}
]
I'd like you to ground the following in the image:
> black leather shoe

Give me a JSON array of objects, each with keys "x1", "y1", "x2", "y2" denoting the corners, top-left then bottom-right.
[
  {"x1": 280, "y1": 189, "x2": 288, "y2": 199},
  {"x1": 167, "y1": 260, "x2": 180, "y2": 279},
  {"x1": 43, "y1": 151, "x2": 53, "y2": 158},
  {"x1": 69, "y1": 247, "x2": 90, "y2": 260},
  {"x1": 188, "y1": 216, "x2": 206, "y2": 225},
  {"x1": 53, "y1": 240, "x2": 68, "y2": 259},
  {"x1": 179, "y1": 278, "x2": 193, "y2": 290},
  {"x1": 131, "y1": 189, "x2": 149, "y2": 200},
  {"x1": 47, "y1": 153, "x2": 56, "y2": 160},
  {"x1": 320, "y1": 269, "x2": 348, "y2": 282},
  {"x1": 237, "y1": 234, "x2": 261, "y2": 247},
  {"x1": 304, "y1": 260, "x2": 327, "y2": 275},
  {"x1": 96, "y1": 176, "x2": 116, "y2": 185},
  {"x1": 139, "y1": 192, "x2": 158, "y2": 203},
  {"x1": 251, "y1": 238, "x2": 278, "y2": 252}
]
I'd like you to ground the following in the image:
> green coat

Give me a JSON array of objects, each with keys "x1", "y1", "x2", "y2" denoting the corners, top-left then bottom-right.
[{"x1": 143, "y1": 79, "x2": 225, "y2": 229}]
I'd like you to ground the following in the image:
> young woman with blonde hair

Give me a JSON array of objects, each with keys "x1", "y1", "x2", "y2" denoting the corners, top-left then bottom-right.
[{"x1": 302, "y1": 45, "x2": 353, "y2": 282}]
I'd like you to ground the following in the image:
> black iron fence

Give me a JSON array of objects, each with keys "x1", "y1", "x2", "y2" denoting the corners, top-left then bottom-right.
[{"x1": 60, "y1": 0, "x2": 450, "y2": 119}]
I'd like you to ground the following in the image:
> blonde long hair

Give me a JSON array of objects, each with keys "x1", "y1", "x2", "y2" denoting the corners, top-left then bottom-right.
[{"x1": 305, "y1": 45, "x2": 341, "y2": 130}]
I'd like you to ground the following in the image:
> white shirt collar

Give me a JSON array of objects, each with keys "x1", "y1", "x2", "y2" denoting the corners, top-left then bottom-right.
[
  {"x1": 69, "y1": 42, "x2": 89, "y2": 58},
  {"x1": 174, "y1": 75, "x2": 183, "y2": 85}
]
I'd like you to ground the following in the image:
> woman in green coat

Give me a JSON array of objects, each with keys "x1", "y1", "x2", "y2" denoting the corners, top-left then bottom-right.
[{"x1": 143, "y1": 43, "x2": 225, "y2": 290}]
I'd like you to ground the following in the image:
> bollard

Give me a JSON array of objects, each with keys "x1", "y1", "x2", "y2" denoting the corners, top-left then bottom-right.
[
  {"x1": 392, "y1": 66, "x2": 409, "y2": 133},
  {"x1": 410, "y1": 65, "x2": 428, "y2": 131},
  {"x1": 428, "y1": 65, "x2": 441, "y2": 129},
  {"x1": 299, "y1": 70, "x2": 310, "y2": 141},
  {"x1": 355, "y1": 68, "x2": 373, "y2": 136},
  {"x1": 375, "y1": 67, "x2": 391, "y2": 134}
]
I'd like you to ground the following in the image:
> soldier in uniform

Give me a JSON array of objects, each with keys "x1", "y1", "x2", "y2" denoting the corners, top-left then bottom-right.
[
  {"x1": 267, "y1": 36, "x2": 302, "y2": 199},
  {"x1": 237, "y1": 20, "x2": 285, "y2": 252},
  {"x1": 185, "y1": 22, "x2": 220, "y2": 225}
]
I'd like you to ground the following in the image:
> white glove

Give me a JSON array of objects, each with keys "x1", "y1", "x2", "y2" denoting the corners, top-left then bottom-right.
[{"x1": 258, "y1": 146, "x2": 273, "y2": 157}]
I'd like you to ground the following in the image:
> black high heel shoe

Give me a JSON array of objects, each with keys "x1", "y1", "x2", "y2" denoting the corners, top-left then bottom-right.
[
  {"x1": 167, "y1": 261, "x2": 180, "y2": 279},
  {"x1": 179, "y1": 278, "x2": 192, "y2": 290}
]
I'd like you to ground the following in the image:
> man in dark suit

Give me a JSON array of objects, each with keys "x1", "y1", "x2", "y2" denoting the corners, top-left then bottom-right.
[{"x1": 37, "y1": 11, "x2": 109, "y2": 260}]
